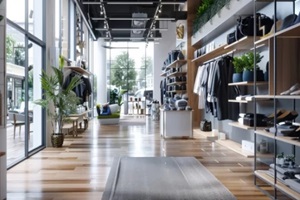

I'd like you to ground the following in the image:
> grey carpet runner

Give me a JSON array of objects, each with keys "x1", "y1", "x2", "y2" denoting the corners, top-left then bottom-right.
[{"x1": 102, "y1": 157, "x2": 236, "y2": 200}]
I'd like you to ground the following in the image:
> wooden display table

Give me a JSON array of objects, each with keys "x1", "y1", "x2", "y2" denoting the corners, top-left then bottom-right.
[
  {"x1": 160, "y1": 109, "x2": 193, "y2": 138},
  {"x1": 68, "y1": 111, "x2": 89, "y2": 132},
  {"x1": 63, "y1": 117, "x2": 79, "y2": 137}
]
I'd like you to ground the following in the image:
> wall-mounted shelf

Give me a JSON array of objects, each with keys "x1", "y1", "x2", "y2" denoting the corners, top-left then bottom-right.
[
  {"x1": 216, "y1": 139, "x2": 254, "y2": 158},
  {"x1": 165, "y1": 60, "x2": 187, "y2": 70},
  {"x1": 224, "y1": 36, "x2": 254, "y2": 50},
  {"x1": 64, "y1": 66, "x2": 92, "y2": 76},
  {"x1": 167, "y1": 72, "x2": 186, "y2": 77},
  {"x1": 167, "y1": 81, "x2": 186, "y2": 86},
  {"x1": 276, "y1": 136, "x2": 300, "y2": 147},
  {"x1": 192, "y1": 44, "x2": 227, "y2": 64},
  {"x1": 255, "y1": 130, "x2": 274, "y2": 139},
  {"x1": 160, "y1": 71, "x2": 168, "y2": 77},
  {"x1": 255, "y1": 95, "x2": 300, "y2": 100},
  {"x1": 229, "y1": 122, "x2": 253, "y2": 130},
  {"x1": 255, "y1": 170, "x2": 300, "y2": 200},
  {"x1": 167, "y1": 90, "x2": 186, "y2": 93},
  {"x1": 228, "y1": 81, "x2": 268, "y2": 86},
  {"x1": 228, "y1": 99, "x2": 248, "y2": 103}
]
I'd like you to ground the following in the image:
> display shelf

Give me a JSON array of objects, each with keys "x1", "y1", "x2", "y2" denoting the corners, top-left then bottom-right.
[
  {"x1": 228, "y1": 81, "x2": 268, "y2": 86},
  {"x1": 167, "y1": 90, "x2": 186, "y2": 93},
  {"x1": 64, "y1": 66, "x2": 92, "y2": 76},
  {"x1": 191, "y1": 44, "x2": 227, "y2": 64},
  {"x1": 228, "y1": 99, "x2": 248, "y2": 103},
  {"x1": 274, "y1": 95, "x2": 300, "y2": 100},
  {"x1": 160, "y1": 71, "x2": 168, "y2": 77},
  {"x1": 255, "y1": 130, "x2": 274, "y2": 139},
  {"x1": 276, "y1": 136, "x2": 300, "y2": 147},
  {"x1": 255, "y1": 95, "x2": 274, "y2": 99},
  {"x1": 167, "y1": 71, "x2": 186, "y2": 77},
  {"x1": 229, "y1": 122, "x2": 253, "y2": 130},
  {"x1": 165, "y1": 60, "x2": 187, "y2": 70},
  {"x1": 224, "y1": 36, "x2": 255, "y2": 50},
  {"x1": 255, "y1": 170, "x2": 300, "y2": 200},
  {"x1": 167, "y1": 81, "x2": 186, "y2": 86},
  {"x1": 216, "y1": 139, "x2": 254, "y2": 158}
]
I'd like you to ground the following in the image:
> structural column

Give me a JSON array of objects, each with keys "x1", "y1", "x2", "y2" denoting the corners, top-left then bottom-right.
[{"x1": 0, "y1": 0, "x2": 6, "y2": 199}]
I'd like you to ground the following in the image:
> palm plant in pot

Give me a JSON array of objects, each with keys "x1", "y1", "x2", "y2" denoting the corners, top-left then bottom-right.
[{"x1": 35, "y1": 56, "x2": 81, "y2": 147}]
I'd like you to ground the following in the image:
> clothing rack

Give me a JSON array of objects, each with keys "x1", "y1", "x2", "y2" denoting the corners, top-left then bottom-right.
[{"x1": 203, "y1": 49, "x2": 236, "y2": 65}]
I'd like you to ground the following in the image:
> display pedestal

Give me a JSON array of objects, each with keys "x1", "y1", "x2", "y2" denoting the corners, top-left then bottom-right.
[{"x1": 160, "y1": 109, "x2": 193, "y2": 138}]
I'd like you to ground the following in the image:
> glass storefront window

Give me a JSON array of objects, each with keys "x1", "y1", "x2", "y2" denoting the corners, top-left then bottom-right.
[
  {"x1": 28, "y1": 0, "x2": 43, "y2": 40},
  {"x1": 7, "y1": 0, "x2": 25, "y2": 29}
]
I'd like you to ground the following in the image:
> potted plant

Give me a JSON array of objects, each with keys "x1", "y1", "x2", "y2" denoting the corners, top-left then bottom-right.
[
  {"x1": 242, "y1": 51, "x2": 264, "y2": 82},
  {"x1": 232, "y1": 56, "x2": 244, "y2": 82},
  {"x1": 35, "y1": 56, "x2": 81, "y2": 147}
]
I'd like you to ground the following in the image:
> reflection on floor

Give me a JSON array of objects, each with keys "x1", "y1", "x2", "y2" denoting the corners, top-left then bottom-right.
[
  {"x1": 7, "y1": 115, "x2": 271, "y2": 199},
  {"x1": 6, "y1": 123, "x2": 32, "y2": 166}
]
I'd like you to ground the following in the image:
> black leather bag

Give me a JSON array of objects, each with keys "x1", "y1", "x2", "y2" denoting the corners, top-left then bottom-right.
[
  {"x1": 237, "y1": 13, "x2": 273, "y2": 37},
  {"x1": 200, "y1": 120, "x2": 212, "y2": 132}
]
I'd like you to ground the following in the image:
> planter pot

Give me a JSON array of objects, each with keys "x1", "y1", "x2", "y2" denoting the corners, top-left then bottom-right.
[
  {"x1": 242, "y1": 70, "x2": 254, "y2": 82},
  {"x1": 257, "y1": 69, "x2": 264, "y2": 81},
  {"x1": 96, "y1": 107, "x2": 101, "y2": 116},
  {"x1": 51, "y1": 133, "x2": 64, "y2": 147},
  {"x1": 232, "y1": 73, "x2": 243, "y2": 82}
]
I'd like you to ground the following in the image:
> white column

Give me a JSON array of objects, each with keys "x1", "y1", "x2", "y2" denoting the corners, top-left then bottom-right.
[
  {"x1": 0, "y1": 0, "x2": 6, "y2": 198},
  {"x1": 45, "y1": 0, "x2": 56, "y2": 147},
  {"x1": 153, "y1": 21, "x2": 176, "y2": 103},
  {"x1": 94, "y1": 39, "x2": 107, "y2": 104}
]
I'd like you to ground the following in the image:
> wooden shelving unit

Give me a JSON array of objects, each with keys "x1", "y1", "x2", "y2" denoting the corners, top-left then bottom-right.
[
  {"x1": 167, "y1": 81, "x2": 186, "y2": 86},
  {"x1": 228, "y1": 99, "x2": 248, "y2": 103},
  {"x1": 167, "y1": 90, "x2": 186, "y2": 93},
  {"x1": 228, "y1": 122, "x2": 253, "y2": 130},
  {"x1": 224, "y1": 36, "x2": 254, "y2": 50},
  {"x1": 64, "y1": 66, "x2": 92, "y2": 76},
  {"x1": 255, "y1": 170, "x2": 300, "y2": 200},
  {"x1": 160, "y1": 71, "x2": 168, "y2": 77},
  {"x1": 255, "y1": 130, "x2": 274, "y2": 139},
  {"x1": 191, "y1": 44, "x2": 227, "y2": 64},
  {"x1": 276, "y1": 136, "x2": 300, "y2": 147},
  {"x1": 216, "y1": 139, "x2": 254, "y2": 158},
  {"x1": 165, "y1": 60, "x2": 187, "y2": 70},
  {"x1": 228, "y1": 81, "x2": 268, "y2": 86},
  {"x1": 167, "y1": 72, "x2": 186, "y2": 77}
]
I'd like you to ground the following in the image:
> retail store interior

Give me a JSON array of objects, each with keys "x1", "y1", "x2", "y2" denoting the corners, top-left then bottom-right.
[{"x1": 1, "y1": 0, "x2": 300, "y2": 199}]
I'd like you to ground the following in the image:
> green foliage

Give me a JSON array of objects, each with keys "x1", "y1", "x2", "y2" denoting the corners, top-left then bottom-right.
[
  {"x1": 111, "y1": 52, "x2": 137, "y2": 91},
  {"x1": 233, "y1": 52, "x2": 263, "y2": 72},
  {"x1": 34, "y1": 56, "x2": 82, "y2": 134},
  {"x1": 138, "y1": 56, "x2": 153, "y2": 78},
  {"x1": 193, "y1": 0, "x2": 231, "y2": 34},
  {"x1": 243, "y1": 52, "x2": 263, "y2": 71},
  {"x1": 232, "y1": 57, "x2": 244, "y2": 73},
  {"x1": 6, "y1": 35, "x2": 16, "y2": 62},
  {"x1": 117, "y1": 89, "x2": 127, "y2": 107}
]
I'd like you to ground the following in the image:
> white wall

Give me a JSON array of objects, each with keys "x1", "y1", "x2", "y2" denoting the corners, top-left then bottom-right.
[
  {"x1": 0, "y1": 0, "x2": 6, "y2": 198},
  {"x1": 45, "y1": 0, "x2": 57, "y2": 147},
  {"x1": 153, "y1": 22, "x2": 176, "y2": 103}
]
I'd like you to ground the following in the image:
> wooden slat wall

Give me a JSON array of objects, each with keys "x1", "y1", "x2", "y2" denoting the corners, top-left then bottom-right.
[{"x1": 187, "y1": 0, "x2": 202, "y2": 127}]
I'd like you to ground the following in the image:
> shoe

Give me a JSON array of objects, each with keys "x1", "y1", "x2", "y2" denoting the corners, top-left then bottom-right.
[
  {"x1": 291, "y1": 89, "x2": 300, "y2": 95},
  {"x1": 280, "y1": 83, "x2": 300, "y2": 95}
]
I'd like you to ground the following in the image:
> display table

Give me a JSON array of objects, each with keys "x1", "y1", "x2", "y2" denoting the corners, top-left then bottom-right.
[
  {"x1": 160, "y1": 109, "x2": 193, "y2": 138},
  {"x1": 63, "y1": 117, "x2": 79, "y2": 137},
  {"x1": 68, "y1": 110, "x2": 89, "y2": 131}
]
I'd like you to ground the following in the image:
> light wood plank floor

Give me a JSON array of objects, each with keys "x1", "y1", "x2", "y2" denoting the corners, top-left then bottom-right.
[{"x1": 7, "y1": 116, "x2": 272, "y2": 200}]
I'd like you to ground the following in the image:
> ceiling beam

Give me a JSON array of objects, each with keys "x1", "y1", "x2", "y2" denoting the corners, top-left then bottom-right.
[{"x1": 82, "y1": 0, "x2": 186, "y2": 5}]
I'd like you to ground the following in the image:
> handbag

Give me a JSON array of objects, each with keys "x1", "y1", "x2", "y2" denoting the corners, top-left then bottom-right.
[
  {"x1": 237, "y1": 13, "x2": 273, "y2": 37},
  {"x1": 200, "y1": 120, "x2": 212, "y2": 132}
]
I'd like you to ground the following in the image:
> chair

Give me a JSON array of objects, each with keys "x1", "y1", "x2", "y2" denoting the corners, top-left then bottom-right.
[{"x1": 11, "y1": 113, "x2": 25, "y2": 139}]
